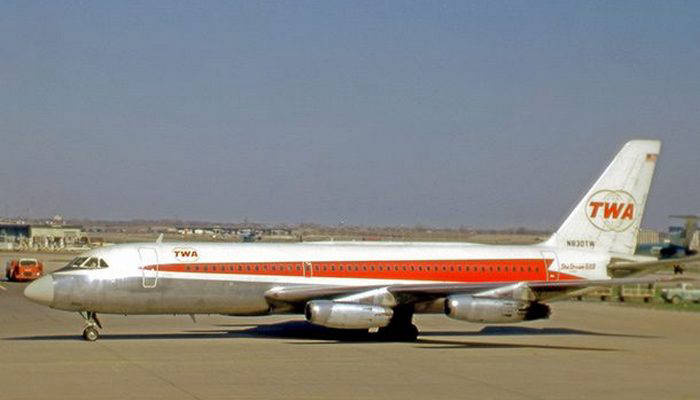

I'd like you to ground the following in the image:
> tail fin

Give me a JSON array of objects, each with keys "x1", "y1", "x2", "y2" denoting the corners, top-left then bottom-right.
[{"x1": 547, "y1": 140, "x2": 661, "y2": 255}]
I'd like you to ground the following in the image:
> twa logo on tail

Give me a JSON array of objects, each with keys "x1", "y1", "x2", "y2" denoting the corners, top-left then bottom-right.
[{"x1": 585, "y1": 190, "x2": 636, "y2": 232}]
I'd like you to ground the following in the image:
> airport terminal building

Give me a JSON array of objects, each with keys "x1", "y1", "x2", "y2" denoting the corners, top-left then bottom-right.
[{"x1": 0, "y1": 224, "x2": 87, "y2": 251}]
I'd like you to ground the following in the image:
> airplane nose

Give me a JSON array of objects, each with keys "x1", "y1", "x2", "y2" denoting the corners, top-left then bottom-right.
[{"x1": 24, "y1": 275, "x2": 54, "y2": 306}]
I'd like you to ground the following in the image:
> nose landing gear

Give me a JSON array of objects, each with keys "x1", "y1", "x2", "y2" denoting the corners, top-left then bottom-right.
[{"x1": 79, "y1": 311, "x2": 102, "y2": 341}]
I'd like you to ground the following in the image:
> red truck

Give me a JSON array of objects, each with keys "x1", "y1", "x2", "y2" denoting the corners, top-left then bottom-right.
[{"x1": 4, "y1": 258, "x2": 44, "y2": 282}]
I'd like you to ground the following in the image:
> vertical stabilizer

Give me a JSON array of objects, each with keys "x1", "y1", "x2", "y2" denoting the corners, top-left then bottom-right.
[{"x1": 547, "y1": 140, "x2": 661, "y2": 255}]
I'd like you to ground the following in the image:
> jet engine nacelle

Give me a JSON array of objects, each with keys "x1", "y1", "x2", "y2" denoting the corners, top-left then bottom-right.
[
  {"x1": 444, "y1": 295, "x2": 550, "y2": 323},
  {"x1": 305, "y1": 300, "x2": 393, "y2": 329}
]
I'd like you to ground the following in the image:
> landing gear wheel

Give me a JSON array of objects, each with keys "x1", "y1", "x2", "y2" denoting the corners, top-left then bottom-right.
[
  {"x1": 83, "y1": 326, "x2": 99, "y2": 342},
  {"x1": 405, "y1": 323, "x2": 419, "y2": 341},
  {"x1": 376, "y1": 323, "x2": 419, "y2": 342},
  {"x1": 374, "y1": 305, "x2": 418, "y2": 342},
  {"x1": 79, "y1": 311, "x2": 103, "y2": 341}
]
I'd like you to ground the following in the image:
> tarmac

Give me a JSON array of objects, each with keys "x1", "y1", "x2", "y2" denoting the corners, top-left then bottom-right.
[{"x1": 1, "y1": 253, "x2": 699, "y2": 399}]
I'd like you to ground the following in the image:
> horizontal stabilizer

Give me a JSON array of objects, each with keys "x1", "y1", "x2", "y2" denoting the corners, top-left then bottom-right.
[{"x1": 608, "y1": 254, "x2": 700, "y2": 276}]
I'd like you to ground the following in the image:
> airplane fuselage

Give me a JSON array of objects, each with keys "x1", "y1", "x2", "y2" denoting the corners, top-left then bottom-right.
[{"x1": 42, "y1": 241, "x2": 611, "y2": 315}]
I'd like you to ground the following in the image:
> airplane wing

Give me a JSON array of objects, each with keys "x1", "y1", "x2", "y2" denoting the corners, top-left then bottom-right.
[{"x1": 264, "y1": 276, "x2": 681, "y2": 308}]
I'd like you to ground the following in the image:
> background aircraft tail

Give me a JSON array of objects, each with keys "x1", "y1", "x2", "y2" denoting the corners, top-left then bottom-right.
[
  {"x1": 546, "y1": 140, "x2": 661, "y2": 255},
  {"x1": 669, "y1": 215, "x2": 699, "y2": 249}
]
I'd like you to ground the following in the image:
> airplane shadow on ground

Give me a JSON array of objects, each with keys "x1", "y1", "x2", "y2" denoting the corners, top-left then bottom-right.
[
  {"x1": 419, "y1": 326, "x2": 660, "y2": 339},
  {"x1": 3, "y1": 320, "x2": 652, "y2": 351}
]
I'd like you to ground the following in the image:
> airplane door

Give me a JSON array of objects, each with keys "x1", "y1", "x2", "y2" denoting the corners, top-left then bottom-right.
[
  {"x1": 303, "y1": 262, "x2": 313, "y2": 278},
  {"x1": 139, "y1": 247, "x2": 159, "y2": 288},
  {"x1": 542, "y1": 251, "x2": 559, "y2": 281}
]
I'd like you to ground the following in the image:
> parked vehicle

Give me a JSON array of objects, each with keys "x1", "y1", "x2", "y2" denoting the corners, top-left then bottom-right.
[
  {"x1": 578, "y1": 287, "x2": 614, "y2": 301},
  {"x1": 577, "y1": 284, "x2": 655, "y2": 302},
  {"x1": 4, "y1": 258, "x2": 44, "y2": 282},
  {"x1": 660, "y1": 283, "x2": 700, "y2": 304},
  {"x1": 619, "y1": 284, "x2": 656, "y2": 303}
]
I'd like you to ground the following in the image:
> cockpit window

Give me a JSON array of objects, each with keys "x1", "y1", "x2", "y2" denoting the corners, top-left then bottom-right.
[
  {"x1": 68, "y1": 257, "x2": 88, "y2": 268},
  {"x1": 60, "y1": 256, "x2": 109, "y2": 271}
]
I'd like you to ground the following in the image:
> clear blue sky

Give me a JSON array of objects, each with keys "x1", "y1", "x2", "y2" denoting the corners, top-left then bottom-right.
[{"x1": 2, "y1": 1, "x2": 699, "y2": 229}]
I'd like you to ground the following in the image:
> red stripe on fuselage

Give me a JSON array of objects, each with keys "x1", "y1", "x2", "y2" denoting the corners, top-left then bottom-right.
[{"x1": 148, "y1": 259, "x2": 582, "y2": 282}]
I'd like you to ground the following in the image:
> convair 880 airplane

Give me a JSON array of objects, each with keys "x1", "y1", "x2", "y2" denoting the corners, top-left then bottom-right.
[{"x1": 25, "y1": 140, "x2": 694, "y2": 341}]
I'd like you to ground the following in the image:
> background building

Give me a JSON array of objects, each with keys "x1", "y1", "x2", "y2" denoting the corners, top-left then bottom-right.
[{"x1": 0, "y1": 223, "x2": 87, "y2": 250}]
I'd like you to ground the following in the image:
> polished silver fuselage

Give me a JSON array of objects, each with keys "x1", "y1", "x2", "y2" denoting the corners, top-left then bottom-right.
[{"x1": 51, "y1": 271, "x2": 275, "y2": 315}]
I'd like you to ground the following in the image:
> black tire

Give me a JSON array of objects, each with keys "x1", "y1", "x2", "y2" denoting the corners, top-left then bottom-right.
[
  {"x1": 601, "y1": 296, "x2": 608, "y2": 302},
  {"x1": 671, "y1": 296, "x2": 682, "y2": 305},
  {"x1": 83, "y1": 326, "x2": 99, "y2": 342},
  {"x1": 643, "y1": 297, "x2": 651, "y2": 303},
  {"x1": 376, "y1": 324, "x2": 419, "y2": 342}
]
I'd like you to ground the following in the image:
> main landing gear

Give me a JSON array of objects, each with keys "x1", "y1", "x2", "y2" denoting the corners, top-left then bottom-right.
[
  {"x1": 375, "y1": 306, "x2": 419, "y2": 342},
  {"x1": 80, "y1": 311, "x2": 102, "y2": 342}
]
